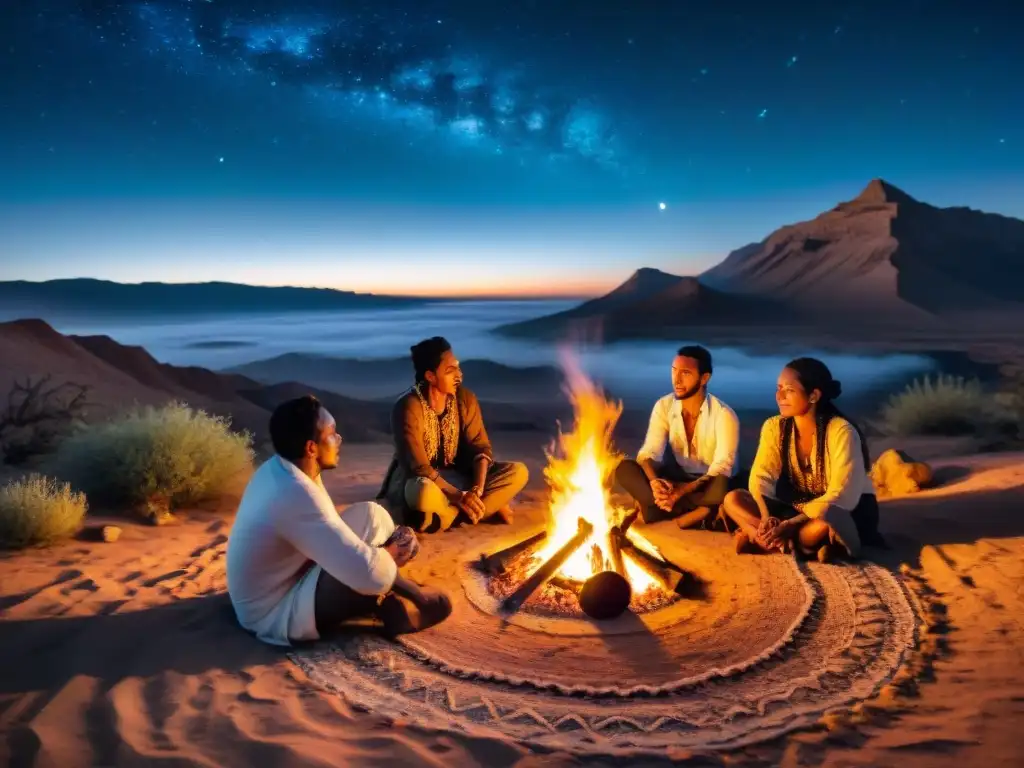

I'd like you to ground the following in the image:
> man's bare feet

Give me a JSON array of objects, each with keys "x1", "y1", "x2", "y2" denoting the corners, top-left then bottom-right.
[
  {"x1": 495, "y1": 505, "x2": 514, "y2": 525},
  {"x1": 676, "y1": 506, "x2": 711, "y2": 529},
  {"x1": 376, "y1": 591, "x2": 452, "y2": 638}
]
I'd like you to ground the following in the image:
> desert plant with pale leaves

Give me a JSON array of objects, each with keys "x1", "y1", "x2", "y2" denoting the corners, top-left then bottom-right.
[
  {"x1": 0, "y1": 474, "x2": 87, "y2": 548},
  {"x1": 879, "y1": 374, "x2": 1008, "y2": 437},
  {"x1": 52, "y1": 402, "x2": 254, "y2": 516}
]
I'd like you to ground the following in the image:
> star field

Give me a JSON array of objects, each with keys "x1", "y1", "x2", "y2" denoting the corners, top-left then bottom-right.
[{"x1": 0, "y1": 1, "x2": 1021, "y2": 294}]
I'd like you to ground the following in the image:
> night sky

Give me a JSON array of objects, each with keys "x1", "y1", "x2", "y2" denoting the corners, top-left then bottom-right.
[{"x1": 1, "y1": 1, "x2": 1021, "y2": 296}]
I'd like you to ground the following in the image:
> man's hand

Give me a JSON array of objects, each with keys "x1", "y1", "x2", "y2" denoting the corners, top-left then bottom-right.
[
  {"x1": 384, "y1": 526, "x2": 419, "y2": 567},
  {"x1": 650, "y1": 478, "x2": 674, "y2": 510},
  {"x1": 457, "y1": 488, "x2": 487, "y2": 523},
  {"x1": 654, "y1": 480, "x2": 700, "y2": 512}
]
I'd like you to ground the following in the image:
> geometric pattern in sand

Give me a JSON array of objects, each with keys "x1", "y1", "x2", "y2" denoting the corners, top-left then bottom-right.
[{"x1": 291, "y1": 527, "x2": 920, "y2": 756}]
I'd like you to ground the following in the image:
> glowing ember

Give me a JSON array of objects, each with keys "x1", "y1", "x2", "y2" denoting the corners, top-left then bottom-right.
[{"x1": 530, "y1": 354, "x2": 660, "y2": 594}]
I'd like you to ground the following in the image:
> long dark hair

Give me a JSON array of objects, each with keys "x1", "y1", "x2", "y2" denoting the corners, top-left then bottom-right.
[{"x1": 780, "y1": 357, "x2": 870, "y2": 494}]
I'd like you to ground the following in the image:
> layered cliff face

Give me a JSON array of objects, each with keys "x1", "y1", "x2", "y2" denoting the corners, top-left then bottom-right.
[{"x1": 700, "y1": 179, "x2": 1024, "y2": 319}]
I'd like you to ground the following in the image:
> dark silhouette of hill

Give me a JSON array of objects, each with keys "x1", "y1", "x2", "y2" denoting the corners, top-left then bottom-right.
[
  {"x1": 701, "y1": 178, "x2": 1024, "y2": 319},
  {"x1": 0, "y1": 278, "x2": 430, "y2": 318},
  {"x1": 0, "y1": 320, "x2": 392, "y2": 446},
  {"x1": 0, "y1": 320, "x2": 546, "y2": 453},
  {"x1": 497, "y1": 180, "x2": 1024, "y2": 340},
  {"x1": 496, "y1": 269, "x2": 792, "y2": 340},
  {"x1": 228, "y1": 353, "x2": 567, "y2": 404}
]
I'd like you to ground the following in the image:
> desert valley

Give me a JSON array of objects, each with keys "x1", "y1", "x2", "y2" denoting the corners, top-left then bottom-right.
[{"x1": 2, "y1": 179, "x2": 1024, "y2": 767}]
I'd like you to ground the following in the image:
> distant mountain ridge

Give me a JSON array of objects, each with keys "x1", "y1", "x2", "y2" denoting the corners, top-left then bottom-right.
[
  {"x1": 700, "y1": 179, "x2": 1024, "y2": 317},
  {"x1": 498, "y1": 269, "x2": 792, "y2": 340},
  {"x1": 0, "y1": 278, "x2": 431, "y2": 318},
  {"x1": 0, "y1": 320, "x2": 545, "y2": 450},
  {"x1": 228, "y1": 353, "x2": 567, "y2": 404},
  {"x1": 499, "y1": 179, "x2": 1024, "y2": 339}
]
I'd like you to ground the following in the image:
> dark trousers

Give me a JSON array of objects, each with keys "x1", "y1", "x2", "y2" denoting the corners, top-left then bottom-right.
[{"x1": 615, "y1": 456, "x2": 731, "y2": 524}]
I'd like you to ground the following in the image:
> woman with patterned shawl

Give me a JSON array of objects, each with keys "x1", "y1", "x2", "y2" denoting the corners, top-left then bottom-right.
[
  {"x1": 720, "y1": 357, "x2": 883, "y2": 562},
  {"x1": 377, "y1": 336, "x2": 529, "y2": 532}
]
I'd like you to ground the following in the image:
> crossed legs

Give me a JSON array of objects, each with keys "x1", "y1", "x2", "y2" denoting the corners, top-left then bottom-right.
[
  {"x1": 614, "y1": 458, "x2": 729, "y2": 526},
  {"x1": 403, "y1": 460, "x2": 530, "y2": 532}
]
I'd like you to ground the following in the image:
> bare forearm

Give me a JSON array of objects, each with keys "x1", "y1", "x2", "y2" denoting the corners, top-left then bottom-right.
[
  {"x1": 639, "y1": 458, "x2": 660, "y2": 482},
  {"x1": 433, "y1": 475, "x2": 462, "y2": 499}
]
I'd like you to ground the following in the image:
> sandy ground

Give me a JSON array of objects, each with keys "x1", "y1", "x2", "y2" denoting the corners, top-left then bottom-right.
[{"x1": 2, "y1": 438, "x2": 1024, "y2": 767}]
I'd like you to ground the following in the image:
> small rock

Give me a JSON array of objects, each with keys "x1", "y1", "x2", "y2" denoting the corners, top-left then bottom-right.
[
  {"x1": 148, "y1": 510, "x2": 177, "y2": 526},
  {"x1": 101, "y1": 525, "x2": 122, "y2": 543}
]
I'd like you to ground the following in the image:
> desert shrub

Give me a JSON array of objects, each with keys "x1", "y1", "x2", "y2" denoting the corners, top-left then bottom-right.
[
  {"x1": 52, "y1": 402, "x2": 254, "y2": 514},
  {"x1": 0, "y1": 376, "x2": 90, "y2": 465},
  {"x1": 0, "y1": 474, "x2": 88, "y2": 548},
  {"x1": 994, "y1": 366, "x2": 1024, "y2": 443},
  {"x1": 879, "y1": 374, "x2": 1009, "y2": 437}
]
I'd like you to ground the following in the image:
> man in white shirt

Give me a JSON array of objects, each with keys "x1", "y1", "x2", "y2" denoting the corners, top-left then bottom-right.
[
  {"x1": 614, "y1": 345, "x2": 741, "y2": 526},
  {"x1": 227, "y1": 395, "x2": 451, "y2": 646}
]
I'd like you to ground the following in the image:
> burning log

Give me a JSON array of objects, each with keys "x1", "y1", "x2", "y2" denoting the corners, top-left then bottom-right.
[
  {"x1": 549, "y1": 575, "x2": 582, "y2": 592},
  {"x1": 477, "y1": 529, "x2": 548, "y2": 576},
  {"x1": 501, "y1": 517, "x2": 593, "y2": 614},
  {"x1": 614, "y1": 530, "x2": 684, "y2": 594},
  {"x1": 606, "y1": 525, "x2": 626, "y2": 577}
]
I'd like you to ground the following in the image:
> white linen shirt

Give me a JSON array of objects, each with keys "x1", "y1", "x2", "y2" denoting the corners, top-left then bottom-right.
[
  {"x1": 636, "y1": 393, "x2": 740, "y2": 478},
  {"x1": 226, "y1": 456, "x2": 397, "y2": 646}
]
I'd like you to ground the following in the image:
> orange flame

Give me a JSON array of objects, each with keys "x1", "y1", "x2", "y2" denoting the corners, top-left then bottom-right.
[{"x1": 531, "y1": 351, "x2": 659, "y2": 592}]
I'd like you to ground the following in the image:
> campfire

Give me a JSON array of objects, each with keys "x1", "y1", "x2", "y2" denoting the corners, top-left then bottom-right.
[{"x1": 478, "y1": 358, "x2": 687, "y2": 621}]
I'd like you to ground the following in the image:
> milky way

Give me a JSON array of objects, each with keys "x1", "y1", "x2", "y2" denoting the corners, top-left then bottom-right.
[
  {"x1": 1, "y1": 1, "x2": 1021, "y2": 291},
  {"x1": 72, "y1": 0, "x2": 625, "y2": 172}
]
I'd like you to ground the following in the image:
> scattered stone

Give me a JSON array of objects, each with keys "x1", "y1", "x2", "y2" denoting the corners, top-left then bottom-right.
[
  {"x1": 101, "y1": 525, "x2": 121, "y2": 543},
  {"x1": 148, "y1": 510, "x2": 177, "y2": 526},
  {"x1": 870, "y1": 449, "x2": 933, "y2": 498},
  {"x1": 139, "y1": 494, "x2": 176, "y2": 526}
]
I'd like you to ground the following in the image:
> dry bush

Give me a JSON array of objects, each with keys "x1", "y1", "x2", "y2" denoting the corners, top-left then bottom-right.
[
  {"x1": 879, "y1": 374, "x2": 1011, "y2": 438},
  {"x1": 52, "y1": 402, "x2": 254, "y2": 517},
  {"x1": 0, "y1": 376, "x2": 90, "y2": 465},
  {"x1": 994, "y1": 366, "x2": 1024, "y2": 444},
  {"x1": 0, "y1": 474, "x2": 88, "y2": 549}
]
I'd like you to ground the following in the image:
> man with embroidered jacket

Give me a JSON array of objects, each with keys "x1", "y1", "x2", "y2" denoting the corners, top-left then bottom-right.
[{"x1": 377, "y1": 336, "x2": 529, "y2": 532}]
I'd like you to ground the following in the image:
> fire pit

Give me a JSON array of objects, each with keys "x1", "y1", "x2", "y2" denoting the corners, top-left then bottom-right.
[
  {"x1": 475, "y1": 361, "x2": 691, "y2": 621},
  {"x1": 478, "y1": 510, "x2": 688, "y2": 620}
]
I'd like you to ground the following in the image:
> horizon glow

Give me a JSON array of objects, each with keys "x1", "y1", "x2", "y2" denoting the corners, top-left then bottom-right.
[{"x1": 1, "y1": 2, "x2": 1022, "y2": 297}]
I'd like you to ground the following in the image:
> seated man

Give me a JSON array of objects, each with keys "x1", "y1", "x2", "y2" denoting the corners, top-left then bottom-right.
[
  {"x1": 377, "y1": 336, "x2": 529, "y2": 532},
  {"x1": 720, "y1": 357, "x2": 882, "y2": 561},
  {"x1": 615, "y1": 345, "x2": 740, "y2": 526},
  {"x1": 227, "y1": 395, "x2": 451, "y2": 646}
]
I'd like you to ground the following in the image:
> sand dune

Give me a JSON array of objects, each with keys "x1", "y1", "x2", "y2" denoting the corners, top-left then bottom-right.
[{"x1": 2, "y1": 441, "x2": 1023, "y2": 767}]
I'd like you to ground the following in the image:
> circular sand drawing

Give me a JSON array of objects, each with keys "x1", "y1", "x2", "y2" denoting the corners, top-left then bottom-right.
[{"x1": 291, "y1": 527, "x2": 920, "y2": 756}]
